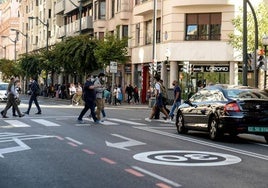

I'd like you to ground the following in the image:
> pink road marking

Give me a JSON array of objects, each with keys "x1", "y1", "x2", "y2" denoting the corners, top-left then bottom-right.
[
  {"x1": 82, "y1": 149, "x2": 95, "y2": 155},
  {"x1": 101, "y1": 157, "x2": 117, "y2": 164},
  {"x1": 156, "y1": 183, "x2": 172, "y2": 188},
  {"x1": 125, "y1": 168, "x2": 144, "y2": 177},
  {"x1": 67, "y1": 142, "x2": 78, "y2": 147},
  {"x1": 56, "y1": 136, "x2": 64, "y2": 140}
]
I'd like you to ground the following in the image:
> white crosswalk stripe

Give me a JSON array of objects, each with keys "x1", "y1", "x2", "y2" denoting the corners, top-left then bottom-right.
[
  {"x1": 3, "y1": 120, "x2": 30, "y2": 127},
  {"x1": 0, "y1": 117, "x2": 150, "y2": 128},
  {"x1": 31, "y1": 119, "x2": 61, "y2": 126}
]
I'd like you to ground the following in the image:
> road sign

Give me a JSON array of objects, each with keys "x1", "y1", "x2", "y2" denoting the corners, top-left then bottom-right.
[{"x1": 110, "y1": 61, "x2": 117, "y2": 73}]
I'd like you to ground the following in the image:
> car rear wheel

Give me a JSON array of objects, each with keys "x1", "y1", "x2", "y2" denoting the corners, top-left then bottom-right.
[
  {"x1": 209, "y1": 116, "x2": 222, "y2": 140},
  {"x1": 175, "y1": 112, "x2": 188, "y2": 134}
]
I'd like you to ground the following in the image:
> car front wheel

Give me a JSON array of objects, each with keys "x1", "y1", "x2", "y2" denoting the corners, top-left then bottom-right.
[
  {"x1": 209, "y1": 116, "x2": 222, "y2": 140},
  {"x1": 176, "y1": 112, "x2": 188, "y2": 134}
]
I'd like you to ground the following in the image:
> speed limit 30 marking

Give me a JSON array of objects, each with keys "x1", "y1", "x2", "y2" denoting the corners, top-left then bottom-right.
[{"x1": 133, "y1": 150, "x2": 241, "y2": 166}]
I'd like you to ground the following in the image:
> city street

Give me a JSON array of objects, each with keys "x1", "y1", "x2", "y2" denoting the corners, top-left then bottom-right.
[{"x1": 0, "y1": 96, "x2": 267, "y2": 188}]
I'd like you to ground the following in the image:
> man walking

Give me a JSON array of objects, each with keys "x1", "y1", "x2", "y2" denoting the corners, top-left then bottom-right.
[
  {"x1": 145, "y1": 75, "x2": 169, "y2": 122},
  {"x1": 169, "y1": 80, "x2": 181, "y2": 121},
  {"x1": 77, "y1": 75, "x2": 99, "y2": 124},
  {"x1": 125, "y1": 84, "x2": 134, "y2": 104},
  {"x1": 94, "y1": 73, "x2": 106, "y2": 121},
  {"x1": 1, "y1": 77, "x2": 24, "y2": 118},
  {"x1": 25, "y1": 77, "x2": 42, "y2": 115}
]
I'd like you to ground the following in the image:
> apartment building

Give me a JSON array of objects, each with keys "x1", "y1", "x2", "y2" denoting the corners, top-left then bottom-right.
[{"x1": 1, "y1": 0, "x2": 265, "y2": 102}]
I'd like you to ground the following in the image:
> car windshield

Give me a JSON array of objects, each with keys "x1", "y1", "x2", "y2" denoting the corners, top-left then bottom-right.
[
  {"x1": 0, "y1": 84, "x2": 8, "y2": 90},
  {"x1": 226, "y1": 89, "x2": 268, "y2": 99}
]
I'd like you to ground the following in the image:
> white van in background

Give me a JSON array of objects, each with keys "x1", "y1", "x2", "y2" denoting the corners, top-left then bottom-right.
[{"x1": 0, "y1": 83, "x2": 8, "y2": 102}]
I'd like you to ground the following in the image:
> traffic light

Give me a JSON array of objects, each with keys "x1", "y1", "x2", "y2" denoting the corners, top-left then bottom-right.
[
  {"x1": 257, "y1": 55, "x2": 264, "y2": 69},
  {"x1": 183, "y1": 62, "x2": 189, "y2": 73},
  {"x1": 189, "y1": 64, "x2": 194, "y2": 75}
]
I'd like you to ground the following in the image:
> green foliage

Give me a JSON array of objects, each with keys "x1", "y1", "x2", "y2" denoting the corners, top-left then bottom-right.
[
  {"x1": 0, "y1": 59, "x2": 18, "y2": 81},
  {"x1": 94, "y1": 33, "x2": 129, "y2": 67},
  {"x1": 52, "y1": 35, "x2": 99, "y2": 75},
  {"x1": 18, "y1": 53, "x2": 42, "y2": 79},
  {"x1": 228, "y1": 1, "x2": 268, "y2": 53}
]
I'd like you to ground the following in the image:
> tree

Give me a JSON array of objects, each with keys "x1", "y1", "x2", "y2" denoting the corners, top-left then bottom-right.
[
  {"x1": 228, "y1": 1, "x2": 268, "y2": 53},
  {"x1": 94, "y1": 33, "x2": 129, "y2": 68},
  {"x1": 18, "y1": 53, "x2": 42, "y2": 79},
  {"x1": 0, "y1": 59, "x2": 18, "y2": 81},
  {"x1": 52, "y1": 35, "x2": 99, "y2": 77}
]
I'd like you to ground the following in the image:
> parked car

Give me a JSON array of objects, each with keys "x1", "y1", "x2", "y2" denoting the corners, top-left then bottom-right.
[
  {"x1": 176, "y1": 84, "x2": 268, "y2": 143},
  {"x1": 0, "y1": 82, "x2": 8, "y2": 102}
]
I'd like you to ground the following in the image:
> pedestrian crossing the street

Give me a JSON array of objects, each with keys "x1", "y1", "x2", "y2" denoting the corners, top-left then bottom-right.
[{"x1": 0, "y1": 117, "x2": 172, "y2": 129}]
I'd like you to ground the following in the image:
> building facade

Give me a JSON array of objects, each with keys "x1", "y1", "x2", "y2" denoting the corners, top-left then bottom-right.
[{"x1": 0, "y1": 0, "x2": 266, "y2": 101}]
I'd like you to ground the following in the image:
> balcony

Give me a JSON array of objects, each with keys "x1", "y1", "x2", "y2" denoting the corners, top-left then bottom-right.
[
  {"x1": 171, "y1": 0, "x2": 235, "y2": 7},
  {"x1": 56, "y1": 16, "x2": 93, "y2": 38},
  {"x1": 55, "y1": 0, "x2": 65, "y2": 14},
  {"x1": 133, "y1": 0, "x2": 161, "y2": 16}
]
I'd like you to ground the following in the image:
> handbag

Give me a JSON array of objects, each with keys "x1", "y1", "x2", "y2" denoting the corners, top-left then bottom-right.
[{"x1": 15, "y1": 98, "x2": 21, "y2": 105}]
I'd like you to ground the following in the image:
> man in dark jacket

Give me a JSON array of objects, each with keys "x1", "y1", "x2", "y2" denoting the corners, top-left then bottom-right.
[
  {"x1": 24, "y1": 77, "x2": 42, "y2": 115},
  {"x1": 77, "y1": 75, "x2": 99, "y2": 124}
]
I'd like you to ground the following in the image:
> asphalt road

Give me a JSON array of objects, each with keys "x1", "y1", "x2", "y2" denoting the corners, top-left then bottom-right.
[{"x1": 0, "y1": 96, "x2": 267, "y2": 188}]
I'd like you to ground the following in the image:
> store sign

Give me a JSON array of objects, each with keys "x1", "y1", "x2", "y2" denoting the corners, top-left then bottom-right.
[{"x1": 193, "y1": 66, "x2": 229, "y2": 72}]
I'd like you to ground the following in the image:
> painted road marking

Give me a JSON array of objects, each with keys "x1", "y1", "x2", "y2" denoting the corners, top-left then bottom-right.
[
  {"x1": 105, "y1": 134, "x2": 146, "y2": 150},
  {"x1": 132, "y1": 166, "x2": 181, "y2": 187},
  {"x1": 108, "y1": 118, "x2": 146, "y2": 126},
  {"x1": 134, "y1": 126, "x2": 268, "y2": 161},
  {"x1": 0, "y1": 138, "x2": 31, "y2": 158},
  {"x1": 133, "y1": 150, "x2": 241, "y2": 167},
  {"x1": 4, "y1": 120, "x2": 30, "y2": 127},
  {"x1": 31, "y1": 119, "x2": 61, "y2": 126}
]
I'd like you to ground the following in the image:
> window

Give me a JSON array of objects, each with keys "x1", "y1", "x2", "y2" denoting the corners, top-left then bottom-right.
[
  {"x1": 156, "y1": 18, "x2": 161, "y2": 43},
  {"x1": 99, "y1": 32, "x2": 105, "y2": 40},
  {"x1": 94, "y1": 1, "x2": 97, "y2": 20},
  {"x1": 136, "y1": 23, "x2": 140, "y2": 46},
  {"x1": 145, "y1": 20, "x2": 152, "y2": 45},
  {"x1": 111, "y1": 0, "x2": 115, "y2": 18},
  {"x1": 185, "y1": 13, "x2": 221, "y2": 41},
  {"x1": 98, "y1": 0, "x2": 106, "y2": 20},
  {"x1": 122, "y1": 25, "x2": 128, "y2": 38}
]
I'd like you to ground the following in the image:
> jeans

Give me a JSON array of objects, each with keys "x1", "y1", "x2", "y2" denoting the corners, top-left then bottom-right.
[{"x1": 169, "y1": 101, "x2": 181, "y2": 118}]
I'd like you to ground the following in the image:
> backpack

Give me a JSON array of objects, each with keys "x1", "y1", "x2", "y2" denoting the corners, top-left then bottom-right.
[
  {"x1": 33, "y1": 82, "x2": 41, "y2": 95},
  {"x1": 160, "y1": 84, "x2": 168, "y2": 100}
]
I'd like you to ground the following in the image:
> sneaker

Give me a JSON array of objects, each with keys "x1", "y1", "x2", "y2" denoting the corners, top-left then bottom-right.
[
  {"x1": 35, "y1": 112, "x2": 42, "y2": 115},
  {"x1": 94, "y1": 120, "x2": 100, "y2": 124},
  {"x1": 165, "y1": 118, "x2": 172, "y2": 123},
  {"x1": 77, "y1": 119, "x2": 84, "y2": 124},
  {"x1": 145, "y1": 117, "x2": 152, "y2": 122}
]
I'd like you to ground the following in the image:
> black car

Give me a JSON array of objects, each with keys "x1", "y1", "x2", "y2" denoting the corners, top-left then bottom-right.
[{"x1": 176, "y1": 84, "x2": 268, "y2": 143}]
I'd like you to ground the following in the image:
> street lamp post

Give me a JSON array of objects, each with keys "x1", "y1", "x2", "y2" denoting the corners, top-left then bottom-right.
[
  {"x1": 262, "y1": 35, "x2": 268, "y2": 89},
  {"x1": 28, "y1": 16, "x2": 49, "y2": 52},
  {"x1": 10, "y1": 28, "x2": 28, "y2": 56},
  {"x1": 1, "y1": 36, "x2": 17, "y2": 62}
]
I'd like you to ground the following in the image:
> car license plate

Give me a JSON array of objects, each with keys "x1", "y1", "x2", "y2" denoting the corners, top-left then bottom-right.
[{"x1": 248, "y1": 127, "x2": 268, "y2": 132}]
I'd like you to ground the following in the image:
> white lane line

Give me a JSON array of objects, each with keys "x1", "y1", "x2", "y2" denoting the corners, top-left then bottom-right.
[
  {"x1": 132, "y1": 166, "x2": 181, "y2": 187},
  {"x1": 31, "y1": 119, "x2": 61, "y2": 126},
  {"x1": 65, "y1": 137, "x2": 83, "y2": 145},
  {"x1": 4, "y1": 120, "x2": 30, "y2": 127},
  {"x1": 134, "y1": 126, "x2": 268, "y2": 161},
  {"x1": 84, "y1": 118, "x2": 118, "y2": 125},
  {"x1": 108, "y1": 118, "x2": 146, "y2": 126}
]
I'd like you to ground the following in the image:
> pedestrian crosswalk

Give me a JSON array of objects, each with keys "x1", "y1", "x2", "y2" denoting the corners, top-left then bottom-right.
[{"x1": 0, "y1": 117, "x2": 150, "y2": 129}]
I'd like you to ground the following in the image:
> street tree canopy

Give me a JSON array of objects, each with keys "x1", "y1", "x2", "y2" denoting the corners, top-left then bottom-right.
[
  {"x1": 94, "y1": 33, "x2": 129, "y2": 68},
  {"x1": 228, "y1": 1, "x2": 268, "y2": 53}
]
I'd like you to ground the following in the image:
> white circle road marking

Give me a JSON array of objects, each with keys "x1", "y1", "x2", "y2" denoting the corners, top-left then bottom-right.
[{"x1": 133, "y1": 150, "x2": 241, "y2": 166}]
